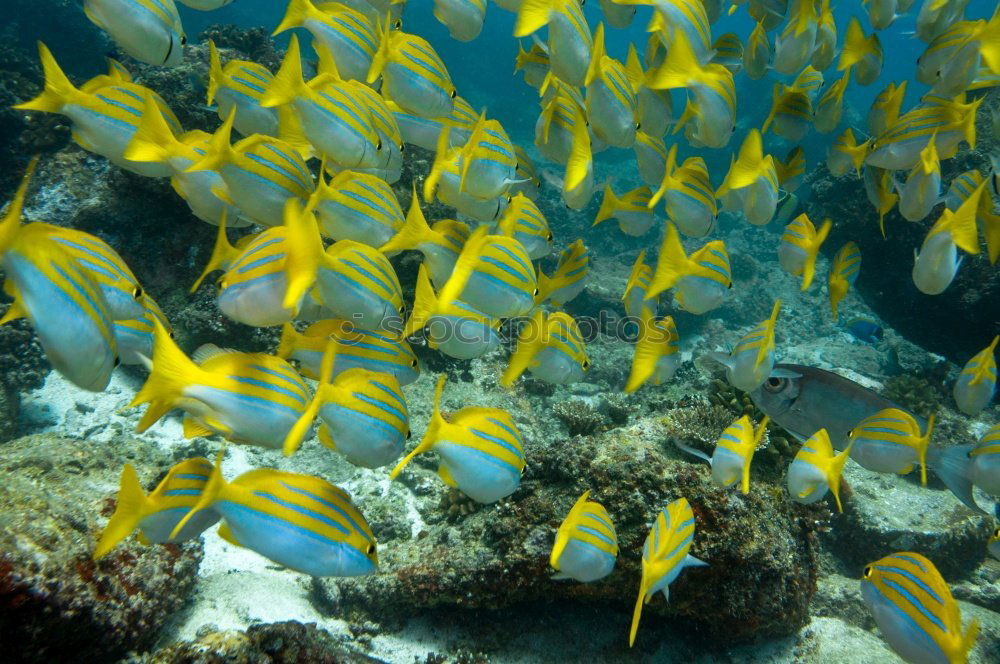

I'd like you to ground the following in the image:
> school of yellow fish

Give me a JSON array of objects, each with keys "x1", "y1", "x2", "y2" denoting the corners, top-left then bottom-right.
[{"x1": 4, "y1": 0, "x2": 1000, "y2": 657}]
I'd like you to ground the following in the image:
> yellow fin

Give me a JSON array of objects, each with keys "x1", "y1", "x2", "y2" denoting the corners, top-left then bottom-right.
[
  {"x1": 217, "y1": 521, "x2": 240, "y2": 546},
  {"x1": 13, "y1": 42, "x2": 82, "y2": 113},
  {"x1": 424, "y1": 126, "x2": 454, "y2": 203},
  {"x1": 182, "y1": 416, "x2": 216, "y2": 439},
  {"x1": 389, "y1": 374, "x2": 447, "y2": 479},
  {"x1": 501, "y1": 309, "x2": 546, "y2": 388},
  {"x1": 0, "y1": 156, "x2": 38, "y2": 254},
  {"x1": 169, "y1": 447, "x2": 228, "y2": 540},
  {"x1": 381, "y1": 185, "x2": 435, "y2": 253},
  {"x1": 403, "y1": 263, "x2": 439, "y2": 337},
  {"x1": 646, "y1": 223, "x2": 691, "y2": 299},
  {"x1": 124, "y1": 92, "x2": 182, "y2": 164},
  {"x1": 190, "y1": 210, "x2": 237, "y2": 293},
  {"x1": 128, "y1": 320, "x2": 209, "y2": 433},
  {"x1": 281, "y1": 198, "x2": 322, "y2": 312},
  {"x1": 800, "y1": 218, "x2": 832, "y2": 291},
  {"x1": 593, "y1": 184, "x2": 620, "y2": 226},
  {"x1": 283, "y1": 340, "x2": 339, "y2": 456},
  {"x1": 273, "y1": 0, "x2": 321, "y2": 35},
  {"x1": 206, "y1": 40, "x2": 225, "y2": 107},
  {"x1": 260, "y1": 34, "x2": 309, "y2": 108},
  {"x1": 514, "y1": 0, "x2": 554, "y2": 37},
  {"x1": 93, "y1": 464, "x2": 148, "y2": 560}
]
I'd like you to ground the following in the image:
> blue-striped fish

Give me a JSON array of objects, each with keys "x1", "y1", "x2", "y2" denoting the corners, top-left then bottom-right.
[
  {"x1": 625, "y1": 313, "x2": 679, "y2": 393},
  {"x1": 778, "y1": 214, "x2": 832, "y2": 291},
  {"x1": 514, "y1": 0, "x2": 593, "y2": 86},
  {"x1": 622, "y1": 250, "x2": 657, "y2": 319},
  {"x1": 868, "y1": 80, "x2": 907, "y2": 138},
  {"x1": 501, "y1": 309, "x2": 589, "y2": 387},
  {"x1": 864, "y1": 166, "x2": 899, "y2": 237},
  {"x1": 0, "y1": 160, "x2": 118, "y2": 392},
  {"x1": 584, "y1": 23, "x2": 639, "y2": 149},
  {"x1": 129, "y1": 323, "x2": 312, "y2": 449},
  {"x1": 389, "y1": 94, "x2": 475, "y2": 151},
  {"x1": 367, "y1": 24, "x2": 456, "y2": 119},
  {"x1": 827, "y1": 241, "x2": 861, "y2": 318},
  {"x1": 838, "y1": 18, "x2": 882, "y2": 86},
  {"x1": 536, "y1": 239, "x2": 589, "y2": 307},
  {"x1": 436, "y1": 226, "x2": 537, "y2": 320},
  {"x1": 647, "y1": 223, "x2": 730, "y2": 315},
  {"x1": 83, "y1": 0, "x2": 185, "y2": 67},
  {"x1": 534, "y1": 75, "x2": 586, "y2": 166},
  {"x1": 773, "y1": 0, "x2": 818, "y2": 75},
  {"x1": 706, "y1": 301, "x2": 782, "y2": 392},
  {"x1": 434, "y1": 0, "x2": 487, "y2": 41},
  {"x1": 114, "y1": 293, "x2": 171, "y2": 366},
  {"x1": 743, "y1": 19, "x2": 770, "y2": 80},
  {"x1": 390, "y1": 374, "x2": 525, "y2": 503},
  {"x1": 405, "y1": 265, "x2": 502, "y2": 360},
  {"x1": 849, "y1": 408, "x2": 934, "y2": 484},
  {"x1": 93, "y1": 458, "x2": 219, "y2": 559},
  {"x1": 971, "y1": 423, "x2": 1000, "y2": 496},
  {"x1": 715, "y1": 130, "x2": 779, "y2": 226},
  {"x1": 811, "y1": 0, "x2": 836, "y2": 70},
  {"x1": 711, "y1": 415, "x2": 768, "y2": 494},
  {"x1": 515, "y1": 40, "x2": 550, "y2": 90},
  {"x1": 633, "y1": 0, "x2": 713, "y2": 66},
  {"x1": 633, "y1": 130, "x2": 669, "y2": 189},
  {"x1": 913, "y1": 180, "x2": 983, "y2": 295},
  {"x1": 310, "y1": 169, "x2": 404, "y2": 249},
  {"x1": 550, "y1": 490, "x2": 618, "y2": 583},
  {"x1": 896, "y1": 135, "x2": 942, "y2": 222},
  {"x1": 186, "y1": 109, "x2": 314, "y2": 227},
  {"x1": 787, "y1": 428, "x2": 852, "y2": 512},
  {"x1": 629, "y1": 497, "x2": 707, "y2": 647},
  {"x1": 169, "y1": 451, "x2": 378, "y2": 577},
  {"x1": 945, "y1": 169, "x2": 985, "y2": 211},
  {"x1": 953, "y1": 336, "x2": 998, "y2": 416},
  {"x1": 207, "y1": 40, "x2": 281, "y2": 139},
  {"x1": 791, "y1": 65, "x2": 824, "y2": 99},
  {"x1": 762, "y1": 83, "x2": 812, "y2": 143},
  {"x1": 277, "y1": 319, "x2": 418, "y2": 384},
  {"x1": 946, "y1": 169, "x2": 999, "y2": 264},
  {"x1": 283, "y1": 340, "x2": 409, "y2": 468},
  {"x1": 496, "y1": 193, "x2": 552, "y2": 260},
  {"x1": 711, "y1": 32, "x2": 743, "y2": 74},
  {"x1": 273, "y1": 0, "x2": 377, "y2": 82},
  {"x1": 917, "y1": 18, "x2": 984, "y2": 88},
  {"x1": 775, "y1": 146, "x2": 805, "y2": 193},
  {"x1": 867, "y1": 95, "x2": 983, "y2": 171},
  {"x1": 650, "y1": 144, "x2": 716, "y2": 238},
  {"x1": 827, "y1": 128, "x2": 871, "y2": 177},
  {"x1": 861, "y1": 552, "x2": 978, "y2": 664},
  {"x1": 593, "y1": 185, "x2": 654, "y2": 237},
  {"x1": 814, "y1": 72, "x2": 850, "y2": 134},
  {"x1": 380, "y1": 190, "x2": 470, "y2": 287},
  {"x1": 14, "y1": 43, "x2": 181, "y2": 177},
  {"x1": 451, "y1": 113, "x2": 521, "y2": 201}
]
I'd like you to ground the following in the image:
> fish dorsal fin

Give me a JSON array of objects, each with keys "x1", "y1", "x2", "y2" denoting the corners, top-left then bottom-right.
[{"x1": 192, "y1": 343, "x2": 238, "y2": 365}]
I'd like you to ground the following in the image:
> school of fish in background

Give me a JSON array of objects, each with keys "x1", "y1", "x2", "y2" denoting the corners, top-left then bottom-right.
[{"x1": 3, "y1": 0, "x2": 1000, "y2": 659}]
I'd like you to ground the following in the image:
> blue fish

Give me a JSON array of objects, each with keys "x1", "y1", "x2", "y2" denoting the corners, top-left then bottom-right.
[{"x1": 845, "y1": 318, "x2": 884, "y2": 344}]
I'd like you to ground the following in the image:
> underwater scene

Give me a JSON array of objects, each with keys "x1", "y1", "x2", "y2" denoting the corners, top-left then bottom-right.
[{"x1": 2, "y1": 0, "x2": 1000, "y2": 661}]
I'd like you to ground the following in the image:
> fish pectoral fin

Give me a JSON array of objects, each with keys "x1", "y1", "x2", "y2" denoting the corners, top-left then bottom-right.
[
  {"x1": 217, "y1": 521, "x2": 240, "y2": 546},
  {"x1": 182, "y1": 416, "x2": 217, "y2": 439},
  {"x1": 684, "y1": 554, "x2": 709, "y2": 569},
  {"x1": 438, "y1": 464, "x2": 457, "y2": 488},
  {"x1": 318, "y1": 424, "x2": 337, "y2": 451}
]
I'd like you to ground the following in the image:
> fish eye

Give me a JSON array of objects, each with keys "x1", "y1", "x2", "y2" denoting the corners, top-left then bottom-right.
[
  {"x1": 398, "y1": 304, "x2": 406, "y2": 315},
  {"x1": 410, "y1": 359, "x2": 418, "y2": 368},
  {"x1": 113, "y1": 356, "x2": 121, "y2": 368},
  {"x1": 366, "y1": 543, "x2": 376, "y2": 555},
  {"x1": 862, "y1": 565, "x2": 873, "y2": 579},
  {"x1": 532, "y1": 288, "x2": 539, "y2": 296},
  {"x1": 635, "y1": 122, "x2": 641, "y2": 131},
  {"x1": 450, "y1": 89, "x2": 457, "y2": 99},
  {"x1": 168, "y1": 330, "x2": 175, "y2": 340},
  {"x1": 994, "y1": 527, "x2": 1000, "y2": 537},
  {"x1": 764, "y1": 377, "x2": 785, "y2": 392},
  {"x1": 180, "y1": 35, "x2": 187, "y2": 46},
  {"x1": 582, "y1": 359, "x2": 590, "y2": 370},
  {"x1": 406, "y1": 429, "x2": 412, "y2": 440},
  {"x1": 376, "y1": 139, "x2": 383, "y2": 151},
  {"x1": 399, "y1": 143, "x2": 405, "y2": 153},
  {"x1": 546, "y1": 232, "x2": 553, "y2": 241},
  {"x1": 131, "y1": 285, "x2": 143, "y2": 299},
  {"x1": 393, "y1": 19, "x2": 402, "y2": 29}
]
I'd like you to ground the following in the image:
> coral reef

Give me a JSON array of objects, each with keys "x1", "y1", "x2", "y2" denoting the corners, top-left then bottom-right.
[
  {"x1": 552, "y1": 399, "x2": 605, "y2": 436},
  {"x1": 881, "y1": 372, "x2": 947, "y2": 419},
  {"x1": 0, "y1": 433, "x2": 202, "y2": 663}
]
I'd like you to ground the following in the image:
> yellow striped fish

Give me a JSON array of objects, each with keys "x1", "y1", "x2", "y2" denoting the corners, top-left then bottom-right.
[
  {"x1": 897, "y1": 136, "x2": 942, "y2": 222},
  {"x1": 550, "y1": 490, "x2": 618, "y2": 583},
  {"x1": 706, "y1": 300, "x2": 782, "y2": 392},
  {"x1": 622, "y1": 250, "x2": 657, "y2": 319},
  {"x1": 946, "y1": 169, "x2": 1000, "y2": 264},
  {"x1": 912, "y1": 181, "x2": 983, "y2": 295},
  {"x1": 93, "y1": 458, "x2": 219, "y2": 559},
  {"x1": 15, "y1": 43, "x2": 181, "y2": 177},
  {"x1": 390, "y1": 374, "x2": 525, "y2": 504},
  {"x1": 711, "y1": 32, "x2": 743, "y2": 74},
  {"x1": 0, "y1": 159, "x2": 118, "y2": 392},
  {"x1": 827, "y1": 128, "x2": 871, "y2": 177},
  {"x1": 647, "y1": 223, "x2": 730, "y2": 315},
  {"x1": 514, "y1": 0, "x2": 593, "y2": 86},
  {"x1": 501, "y1": 309, "x2": 589, "y2": 388},
  {"x1": 635, "y1": 0, "x2": 713, "y2": 65},
  {"x1": 277, "y1": 319, "x2": 418, "y2": 384},
  {"x1": 83, "y1": 0, "x2": 185, "y2": 67},
  {"x1": 762, "y1": 83, "x2": 812, "y2": 143},
  {"x1": 867, "y1": 95, "x2": 983, "y2": 171},
  {"x1": 650, "y1": 144, "x2": 716, "y2": 238},
  {"x1": 585, "y1": 23, "x2": 639, "y2": 149},
  {"x1": 775, "y1": 146, "x2": 805, "y2": 193},
  {"x1": 626, "y1": 45, "x2": 673, "y2": 139},
  {"x1": 792, "y1": 65, "x2": 824, "y2": 99},
  {"x1": 496, "y1": 193, "x2": 552, "y2": 260},
  {"x1": 536, "y1": 239, "x2": 589, "y2": 307},
  {"x1": 787, "y1": 429, "x2": 852, "y2": 512},
  {"x1": 814, "y1": 71, "x2": 849, "y2": 134},
  {"x1": 868, "y1": 80, "x2": 907, "y2": 138},
  {"x1": 535, "y1": 76, "x2": 586, "y2": 165},
  {"x1": 773, "y1": 0, "x2": 818, "y2": 75},
  {"x1": 207, "y1": 40, "x2": 281, "y2": 138},
  {"x1": 114, "y1": 293, "x2": 171, "y2": 366},
  {"x1": 283, "y1": 340, "x2": 409, "y2": 468},
  {"x1": 169, "y1": 451, "x2": 378, "y2": 577},
  {"x1": 380, "y1": 191, "x2": 470, "y2": 286},
  {"x1": 367, "y1": 24, "x2": 457, "y2": 119},
  {"x1": 743, "y1": 19, "x2": 770, "y2": 80},
  {"x1": 455, "y1": 113, "x2": 521, "y2": 200},
  {"x1": 633, "y1": 129, "x2": 669, "y2": 189},
  {"x1": 953, "y1": 336, "x2": 998, "y2": 416},
  {"x1": 130, "y1": 322, "x2": 312, "y2": 449},
  {"x1": 629, "y1": 497, "x2": 707, "y2": 646},
  {"x1": 625, "y1": 313, "x2": 679, "y2": 393},
  {"x1": 811, "y1": 0, "x2": 836, "y2": 70},
  {"x1": 515, "y1": 40, "x2": 550, "y2": 90},
  {"x1": 716, "y1": 129, "x2": 779, "y2": 225},
  {"x1": 434, "y1": 0, "x2": 487, "y2": 41},
  {"x1": 849, "y1": 408, "x2": 935, "y2": 484},
  {"x1": 778, "y1": 214, "x2": 832, "y2": 291},
  {"x1": 273, "y1": 0, "x2": 377, "y2": 82},
  {"x1": 971, "y1": 423, "x2": 1000, "y2": 496},
  {"x1": 310, "y1": 169, "x2": 404, "y2": 249},
  {"x1": 861, "y1": 552, "x2": 978, "y2": 664},
  {"x1": 827, "y1": 241, "x2": 861, "y2": 318},
  {"x1": 709, "y1": 415, "x2": 768, "y2": 494},
  {"x1": 593, "y1": 185, "x2": 655, "y2": 237}
]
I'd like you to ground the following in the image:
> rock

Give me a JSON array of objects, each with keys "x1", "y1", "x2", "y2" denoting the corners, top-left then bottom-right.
[
  {"x1": 0, "y1": 379, "x2": 19, "y2": 443},
  {"x1": 0, "y1": 433, "x2": 202, "y2": 663},
  {"x1": 325, "y1": 416, "x2": 825, "y2": 648}
]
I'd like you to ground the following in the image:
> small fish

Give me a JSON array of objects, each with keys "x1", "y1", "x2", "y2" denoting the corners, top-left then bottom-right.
[
  {"x1": 83, "y1": 0, "x2": 185, "y2": 67},
  {"x1": 773, "y1": 190, "x2": 801, "y2": 226},
  {"x1": 827, "y1": 242, "x2": 861, "y2": 318},
  {"x1": 647, "y1": 222, "x2": 730, "y2": 315},
  {"x1": 501, "y1": 309, "x2": 589, "y2": 388},
  {"x1": 629, "y1": 497, "x2": 707, "y2": 647},
  {"x1": 625, "y1": 313, "x2": 680, "y2": 393},
  {"x1": 495, "y1": 193, "x2": 553, "y2": 260},
  {"x1": 283, "y1": 340, "x2": 409, "y2": 468},
  {"x1": 867, "y1": 80, "x2": 907, "y2": 139},
  {"x1": 341, "y1": 72, "x2": 405, "y2": 183},
  {"x1": 953, "y1": 336, "x2": 998, "y2": 416},
  {"x1": 405, "y1": 264, "x2": 501, "y2": 360},
  {"x1": 114, "y1": 293, "x2": 172, "y2": 366},
  {"x1": 716, "y1": 129, "x2": 779, "y2": 226},
  {"x1": 849, "y1": 408, "x2": 935, "y2": 485},
  {"x1": 436, "y1": 112, "x2": 521, "y2": 201},
  {"x1": 585, "y1": 24, "x2": 639, "y2": 149},
  {"x1": 368, "y1": 21, "x2": 456, "y2": 119},
  {"x1": 711, "y1": 32, "x2": 743, "y2": 74},
  {"x1": 432, "y1": 0, "x2": 486, "y2": 42},
  {"x1": 864, "y1": 166, "x2": 899, "y2": 238},
  {"x1": 169, "y1": 450, "x2": 378, "y2": 577},
  {"x1": 650, "y1": 144, "x2": 717, "y2": 238},
  {"x1": 515, "y1": 39, "x2": 550, "y2": 90},
  {"x1": 861, "y1": 552, "x2": 978, "y2": 664},
  {"x1": 93, "y1": 459, "x2": 220, "y2": 559},
  {"x1": 206, "y1": 40, "x2": 281, "y2": 139},
  {"x1": 895, "y1": 135, "x2": 942, "y2": 222},
  {"x1": 827, "y1": 128, "x2": 871, "y2": 178},
  {"x1": 622, "y1": 250, "x2": 657, "y2": 319},
  {"x1": 686, "y1": 414, "x2": 768, "y2": 494},
  {"x1": 845, "y1": 318, "x2": 884, "y2": 344},
  {"x1": 787, "y1": 428, "x2": 852, "y2": 512},
  {"x1": 775, "y1": 146, "x2": 805, "y2": 194},
  {"x1": 593, "y1": 185, "x2": 655, "y2": 237},
  {"x1": 912, "y1": 181, "x2": 984, "y2": 295},
  {"x1": 705, "y1": 300, "x2": 782, "y2": 393},
  {"x1": 129, "y1": 323, "x2": 312, "y2": 449},
  {"x1": 970, "y1": 423, "x2": 1000, "y2": 496},
  {"x1": 550, "y1": 490, "x2": 618, "y2": 583},
  {"x1": 390, "y1": 374, "x2": 525, "y2": 503},
  {"x1": 867, "y1": 94, "x2": 983, "y2": 171},
  {"x1": 814, "y1": 72, "x2": 849, "y2": 134},
  {"x1": 536, "y1": 239, "x2": 589, "y2": 307},
  {"x1": 743, "y1": 19, "x2": 770, "y2": 80},
  {"x1": 810, "y1": 0, "x2": 836, "y2": 71},
  {"x1": 514, "y1": 0, "x2": 592, "y2": 86},
  {"x1": 380, "y1": 190, "x2": 469, "y2": 287},
  {"x1": 773, "y1": 0, "x2": 819, "y2": 75},
  {"x1": 762, "y1": 83, "x2": 812, "y2": 143},
  {"x1": 534, "y1": 75, "x2": 586, "y2": 166},
  {"x1": 838, "y1": 17, "x2": 882, "y2": 86},
  {"x1": 309, "y1": 169, "x2": 404, "y2": 249},
  {"x1": 778, "y1": 213, "x2": 832, "y2": 291}
]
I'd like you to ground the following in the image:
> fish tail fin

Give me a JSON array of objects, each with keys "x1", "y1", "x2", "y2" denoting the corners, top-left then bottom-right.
[
  {"x1": 948, "y1": 182, "x2": 985, "y2": 255},
  {"x1": 191, "y1": 210, "x2": 237, "y2": 293},
  {"x1": 14, "y1": 42, "x2": 81, "y2": 113},
  {"x1": 403, "y1": 263, "x2": 438, "y2": 337},
  {"x1": 93, "y1": 464, "x2": 148, "y2": 560},
  {"x1": 565, "y1": 106, "x2": 592, "y2": 192},
  {"x1": 459, "y1": 111, "x2": 488, "y2": 194},
  {"x1": 436, "y1": 225, "x2": 489, "y2": 311},
  {"x1": 314, "y1": 41, "x2": 343, "y2": 80},
  {"x1": 124, "y1": 92, "x2": 181, "y2": 164},
  {"x1": 624, "y1": 311, "x2": 664, "y2": 394},
  {"x1": 585, "y1": 22, "x2": 606, "y2": 87},
  {"x1": 761, "y1": 84, "x2": 781, "y2": 134},
  {"x1": 389, "y1": 374, "x2": 446, "y2": 479},
  {"x1": 645, "y1": 31, "x2": 699, "y2": 90},
  {"x1": 367, "y1": 15, "x2": 392, "y2": 84},
  {"x1": 649, "y1": 144, "x2": 678, "y2": 208},
  {"x1": 273, "y1": 0, "x2": 319, "y2": 35},
  {"x1": 722, "y1": 129, "x2": 765, "y2": 194},
  {"x1": 838, "y1": 18, "x2": 869, "y2": 71},
  {"x1": 927, "y1": 442, "x2": 983, "y2": 513},
  {"x1": 981, "y1": 205, "x2": 1000, "y2": 265},
  {"x1": 168, "y1": 448, "x2": 227, "y2": 540},
  {"x1": 283, "y1": 340, "x2": 338, "y2": 456},
  {"x1": 979, "y1": 8, "x2": 1000, "y2": 73},
  {"x1": 501, "y1": 309, "x2": 546, "y2": 388},
  {"x1": 206, "y1": 40, "x2": 224, "y2": 106},
  {"x1": 827, "y1": 442, "x2": 853, "y2": 513},
  {"x1": 622, "y1": 249, "x2": 648, "y2": 304},
  {"x1": 754, "y1": 300, "x2": 781, "y2": 369},
  {"x1": 128, "y1": 320, "x2": 206, "y2": 433},
  {"x1": 593, "y1": 184, "x2": 620, "y2": 226},
  {"x1": 382, "y1": 185, "x2": 435, "y2": 253},
  {"x1": 514, "y1": 0, "x2": 553, "y2": 38},
  {"x1": 276, "y1": 322, "x2": 303, "y2": 360},
  {"x1": 629, "y1": 579, "x2": 647, "y2": 647},
  {"x1": 917, "y1": 413, "x2": 935, "y2": 486},
  {"x1": 424, "y1": 127, "x2": 452, "y2": 203},
  {"x1": 801, "y1": 218, "x2": 832, "y2": 291},
  {"x1": 188, "y1": 106, "x2": 236, "y2": 173},
  {"x1": 646, "y1": 223, "x2": 690, "y2": 298},
  {"x1": 260, "y1": 34, "x2": 308, "y2": 108},
  {"x1": 960, "y1": 619, "x2": 980, "y2": 662},
  {"x1": 282, "y1": 198, "x2": 322, "y2": 312},
  {"x1": 0, "y1": 156, "x2": 38, "y2": 254}
]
